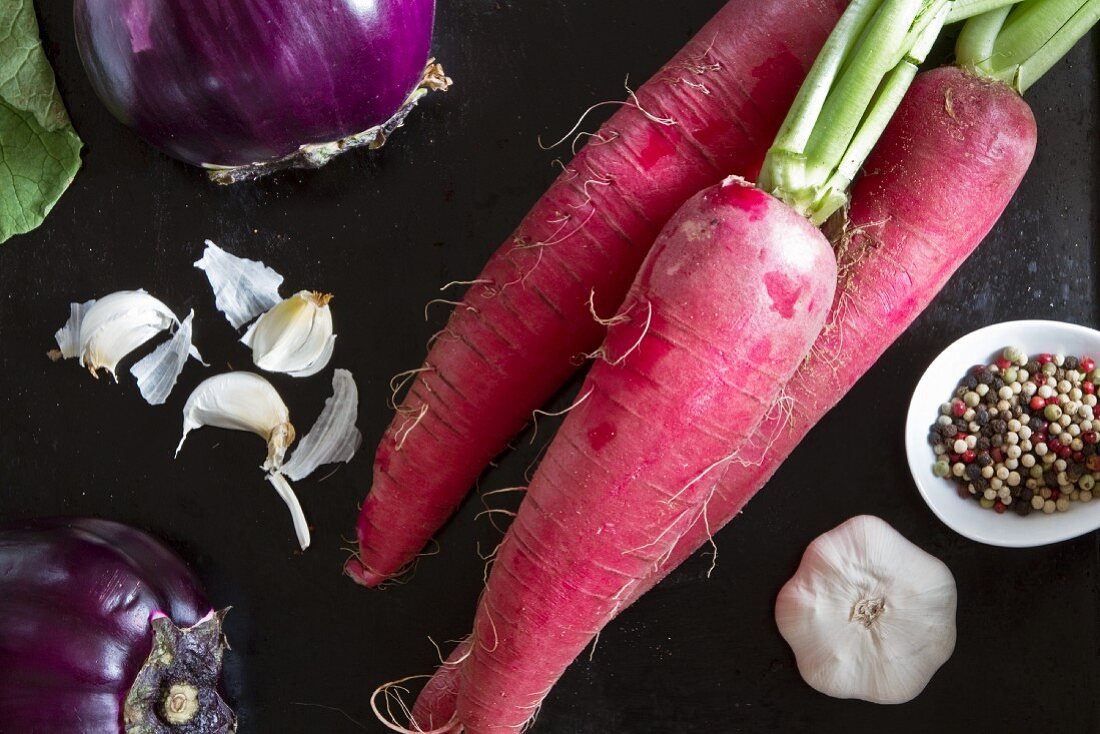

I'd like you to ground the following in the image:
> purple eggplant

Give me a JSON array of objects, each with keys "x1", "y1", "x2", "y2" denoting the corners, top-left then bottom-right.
[
  {"x1": 73, "y1": 0, "x2": 443, "y2": 183},
  {"x1": 0, "y1": 517, "x2": 234, "y2": 733}
]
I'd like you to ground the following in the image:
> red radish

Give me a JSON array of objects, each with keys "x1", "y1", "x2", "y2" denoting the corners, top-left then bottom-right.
[
  {"x1": 406, "y1": 640, "x2": 470, "y2": 732},
  {"x1": 447, "y1": 179, "x2": 837, "y2": 733},
  {"x1": 413, "y1": 65, "x2": 1033, "y2": 731},
  {"x1": 347, "y1": 0, "x2": 846, "y2": 587}
]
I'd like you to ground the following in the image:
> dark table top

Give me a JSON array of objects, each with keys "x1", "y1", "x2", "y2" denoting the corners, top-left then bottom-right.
[{"x1": 2, "y1": 2, "x2": 1098, "y2": 732}]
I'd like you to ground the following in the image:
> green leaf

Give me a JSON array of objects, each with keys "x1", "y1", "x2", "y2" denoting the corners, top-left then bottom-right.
[{"x1": 0, "y1": 1, "x2": 82, "y2": 245}]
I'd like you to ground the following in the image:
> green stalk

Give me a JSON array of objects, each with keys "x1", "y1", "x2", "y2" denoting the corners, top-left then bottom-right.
[
  {"x1": 758, "y1": 0, "x2": 948, "y2": 225},
  {"x1": 955, "y1": 6, "x2": 1012, "y2": 67},
  {"x1": 957, "y1": 0, "x2": 1100, "y2": 92},
  {"x1": 821, "y1": 3, "x2": 949, "y2": 212},
  {"x1": 802, "y1": 0, "x2": 924, "y2": 184},
  {"x1": 946, "y1": 0, "x2": 1019, "y2": 23},
  {"x1": 762, "y1": 0, "x2": 883, "y2": 199}
]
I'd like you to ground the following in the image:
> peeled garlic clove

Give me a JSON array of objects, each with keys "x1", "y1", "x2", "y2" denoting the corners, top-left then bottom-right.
[
  {"x1": 282, "y1": 369, "x2": 362, "y2": 481},
  {"x1": 52, "y1": 290, "x2": 179, "y2": 379},
  {"x1": 242, "y1": 291, "x2": 336, "y2": 377},
  {"x1": 775, "y1": 515, "x2": 957, "y2": 705},
  {"x1": 176, "y1": 372, "x2": 295, "y2": 472},
  {"x1": 195, "y1": 240, "x2": 284, "y2": 329}
]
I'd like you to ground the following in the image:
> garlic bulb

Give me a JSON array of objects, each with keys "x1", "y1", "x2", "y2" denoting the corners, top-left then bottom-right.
[
  {"x1": 242, "y1": 291, "x2": 336, "y2": 377},
  {"x1": 775, "y1": 515, "x2": 957, "y2": 705}
]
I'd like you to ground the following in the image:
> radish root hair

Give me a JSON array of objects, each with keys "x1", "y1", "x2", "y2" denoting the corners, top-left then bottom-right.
[
  {"x1": 370, "y1": 675, "x2": 459, "y2": 734},
  {"x1": 389, "y1": 366, "x2": 434, "y2": 409},
  {"x1": 478, "y1": 487, "x2": 526, "y2": 537},
  {"x1": 525, "y1": 440, "x2": 551, "y2": 482},
  {"x1": 588, "y1": 299, "x2": 653, "y2": 365},
  {"x1": 475, "y1": 507, "x2": 518, "y2": 535},
  {"x1": 808, "y1": 209, "x2": 889, "y2": 373},
  {"x1": 620, "y1": 505, "x2": 695, "y2": 559},
  {"x1": 550, "y1": 158, "x2": 580, "y2": 180},
  {"x1": 439, "y1": 278, "x2": 492, "y2": 293},
  {"x1": 537, "y1": 74, "x2": 676, "y2": 152},
  {"x1": 701, "y1": 494, "x2": 719, "y2": 578},
  {"x1": 424, "y1": 298, "x2": 477, "y2": 321},
  {"x1": 394, "y1": 404, "x2": 429, "y2": 451},
  {"x1": 571, "y1": 169, "x2": 614, "y2": 209},
  {"x1": 570, "y1": 129, "x2": 620, "y2": 156},
  {"x1": 530, "y1": 387, "x2": 594, "y2": 444},
  {"x1": 588, "y1": 289, "x2": 630, "y2": 327}
]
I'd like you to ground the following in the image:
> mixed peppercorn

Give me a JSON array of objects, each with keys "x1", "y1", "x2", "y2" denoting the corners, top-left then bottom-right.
[{"x1": 929, "y1": 348, "x2": 1100, "y2": 516}]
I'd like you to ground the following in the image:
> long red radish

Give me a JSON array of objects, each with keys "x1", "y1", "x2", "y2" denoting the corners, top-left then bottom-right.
[
  {"x1": 445, "y1": 179, "x2": 837, "y2": 733},
  {"x1": 405, "y1": 2, "x2": 1091, "y2": 729},
  {"x1": 406, "y1": 63, "x2": 1037, "y2": 734},
  {"x1": 347, "y1": 0, "x2": 846, "y2": 587}
]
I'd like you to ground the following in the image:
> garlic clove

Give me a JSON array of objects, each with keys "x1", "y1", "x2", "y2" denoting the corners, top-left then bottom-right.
[
  {"x1": 52, "y1": 290, "x2": 180, "y2": 379},
  {"x1": 195, "y1": 240, "x2": 284, "y2": 330},
  {"x1": 176, "y1": 372, "x2": 314, "y2": 550},
  {"x1": 130, "y1": 310, "x2": 205, "y2": 405},
  {"x1": 176, "y1": 372, "x2": 295, "y2": 471},
  {"x1": 281, "y1": 369, "x2": 362, "y2": 481},
  {"x1": 775, "y1": 515, "x2": 957, "y2": 705},
  {"x1": 242, "y1": 291, "x2": 336, "y2": 377}
]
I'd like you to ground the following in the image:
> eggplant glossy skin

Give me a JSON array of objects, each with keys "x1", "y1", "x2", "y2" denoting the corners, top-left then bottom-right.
[
  {"x1": 0, "y1": 517, "x2": 208, "y2": 733},
  {"x1": 73, "y1": 0, "x2": 436, "y2": 167}
]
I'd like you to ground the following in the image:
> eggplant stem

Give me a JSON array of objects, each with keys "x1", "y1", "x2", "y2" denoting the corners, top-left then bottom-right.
[{"x1": 205, "y1": 59, "x2": 452, "y2": 185}]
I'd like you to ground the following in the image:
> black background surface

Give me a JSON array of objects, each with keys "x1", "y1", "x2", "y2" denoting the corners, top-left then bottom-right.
[{"x1": 2, "y1": 2, "x2": 1098, "y2": 732}]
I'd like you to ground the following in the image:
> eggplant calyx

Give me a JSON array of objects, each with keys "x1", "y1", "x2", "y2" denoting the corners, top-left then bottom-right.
[
  {"x1": 205, "y1": 58, "x2": 453, "y2": 185},
  {"x1": 124, "y1": 609, "x2": 237, "y2": 734}
]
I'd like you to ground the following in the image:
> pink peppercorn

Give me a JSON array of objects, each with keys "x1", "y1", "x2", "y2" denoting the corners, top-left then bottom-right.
[
  {"x1": 962, "y1": 450, "x2": 976, "y2": 463},
  {"x1": 1081, "y1": 357, "x2": 1096, "y2": 373},
  {"x1": 994, "y1": 501, "x2": 1006, "y2": 514},
  {"x1": 952, "y1": 401, "x2": 966, "y2": 417},
  {"x1": 1038, "y1": 353, "x2": 1053, "y2": 365}
]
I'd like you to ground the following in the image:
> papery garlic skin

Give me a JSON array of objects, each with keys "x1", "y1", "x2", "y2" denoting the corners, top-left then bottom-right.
[
  {"x1": 176, "y1": 372, "x2": 295, "y2": 471},
  {"x1": 195, "y1": 240, "x2": 284, "y2": 329},
  {"x1": 775, "y1": 515, "x2": 957, "y2": 705},
  {"x1": 242, "y1": 291, "x2": 335, "y2": 378},
  {"x1": 282, "y1": 369, "x2": 362, "y2": 481},
  {"x1": 130, "y1": 310, "x2": 204, "y2": 405}
]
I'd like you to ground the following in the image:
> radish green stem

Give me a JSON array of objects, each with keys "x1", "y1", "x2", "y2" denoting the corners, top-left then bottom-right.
[
  {"x1": 955, "y1": 7, "x2": 1013, "y2": 66},
  {"x1": 759, "y1": 0, "x2": 947, "y2": 224},
  {"x1": 767, "y1": 0, "x2": 883, "y2": 166},
  {"x1": 957, "y1": 0, "x2": 1100, "y2": 92},
  {"x1": 821, "y1": 4, "x2": 949, "y2": 209},
  {"x1": 946, "y1": 0, "x2": 1020, "y2": 23}
]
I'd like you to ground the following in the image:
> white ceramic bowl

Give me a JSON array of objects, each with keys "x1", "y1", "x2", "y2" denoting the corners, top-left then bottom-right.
[{"x1": 906, "y1": 320, "x2": 1100, "y2": 547}]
